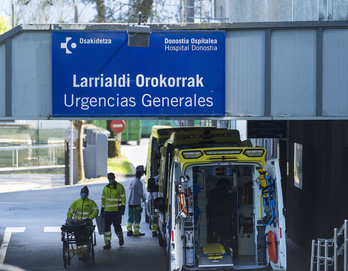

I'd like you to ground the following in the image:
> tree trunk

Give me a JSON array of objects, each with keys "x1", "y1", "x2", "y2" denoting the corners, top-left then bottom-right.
[
  {"x1": 130, "y1": 0, "x2": 154, "y2": 22},
  {"x1": 140, "y1": 0, "x2": 153, "y2": 20},
  {"x1": 73, "y1": 120, "x2": 85, "y2": 182},
  {"x1": 96, "y1": 0, "x2": 106, "y2": 23},
  {"x1": 107, "y1": 120, "x2": 121, "y2": 158}
]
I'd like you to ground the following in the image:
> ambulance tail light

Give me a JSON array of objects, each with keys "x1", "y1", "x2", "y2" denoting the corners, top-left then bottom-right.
[
  {"x1": 182, "y1": 151, "x2": 203, "y2": 159},
  {"x1": 243, "y1": 149, "x2": 265, "y2": 157}
]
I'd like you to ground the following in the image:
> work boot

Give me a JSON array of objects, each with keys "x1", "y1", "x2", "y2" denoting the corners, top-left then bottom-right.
[
  {"x1": 116, "y1": 232, "x2": 124, "y2": 246},
  {"x1": 103, "y1": 244, "x2": 111, "y2": 249},
  {"x1": 119, "y1": 238, "x2": 124, "y2": 246},
  {"x1": 127, "y1": 230, "x2": 133, "y2": 236},
  {"x1": 103, "y1": 241, "x2": 111, "y2": 249}
]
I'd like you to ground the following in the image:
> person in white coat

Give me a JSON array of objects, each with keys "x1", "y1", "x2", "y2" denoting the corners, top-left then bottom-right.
[{"x1": 126, "y1": 170, "x2": 145, "y2": 236}]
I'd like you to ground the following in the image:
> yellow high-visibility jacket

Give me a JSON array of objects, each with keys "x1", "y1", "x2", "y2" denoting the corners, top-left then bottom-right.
[
  {"x1": 101, "y1": 182, "x2": 126, "y2": 213},
  {"x1": 67, "y1": 198, "x2": 99, "y2": 221}
]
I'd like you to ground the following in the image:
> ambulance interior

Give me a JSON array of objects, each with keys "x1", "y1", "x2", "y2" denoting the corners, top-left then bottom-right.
[{"x1": 189, "y1": 163, "x2": 267, "y2": 268}]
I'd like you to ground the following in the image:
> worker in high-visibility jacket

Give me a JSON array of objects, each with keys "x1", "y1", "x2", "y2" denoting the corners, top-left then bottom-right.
[
  {"x1": 101, "y1": 172, "x2": 126, "y2": 249},
  {"x1": 67, "y1": 186, "x2": 99, "y2": 222},
  {"x1": 66, "y1": 186, "x2": 98, "y2": 260}
]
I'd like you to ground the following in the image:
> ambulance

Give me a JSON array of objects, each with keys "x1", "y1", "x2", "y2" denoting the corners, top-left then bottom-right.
[
  {"x1": 154, "y1": 129, "x2": 287, "y2": 271},
  {"x1": 144, "y1": 125, "x2": 173, "y2": 225},
  {"x1": 144, "y1": 125, "x2": 216, "y2": 226}
]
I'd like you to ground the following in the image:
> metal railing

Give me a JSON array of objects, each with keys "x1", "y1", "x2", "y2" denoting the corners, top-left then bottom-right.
[
  {"x1": 311, "y1": 219, "x2": 348, "y2": 271},
  {"x1": 0, "y1": 144, "x2": 65, "y2": 171}
]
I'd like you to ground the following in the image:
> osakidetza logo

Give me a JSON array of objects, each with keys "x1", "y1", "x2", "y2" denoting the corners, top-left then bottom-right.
[
  {"x1": 60, "y1": 37, "x2": 77, "y2": 54},
  {"x1": 60, "y1": 36, "x2": 112, "y2": 54}
]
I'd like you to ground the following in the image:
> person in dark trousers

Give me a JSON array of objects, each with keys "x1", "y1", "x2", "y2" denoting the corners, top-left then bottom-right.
[
  {"x1": 66, "y1": 186, "x2": 98, "y2": 260},
  {"x1": 101, "y1": 172, "x2": 126, "y2": 249},
  {"x1": 126, "y1": 170, "x2": 145, "y2": 236}
]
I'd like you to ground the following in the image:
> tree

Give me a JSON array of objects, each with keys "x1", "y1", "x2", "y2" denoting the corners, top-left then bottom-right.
[
  {"x1": 0, "y1": 13, "x2": 11, "y2": 34},
  {"x1": 127, "y1": 0, "x2": 154, "y2": 23},
  {"x1": 81, "y1": 0, "x2": 105, "y2": 22},
  {"x1": 73, "y1": 120, "x2": 86, "y2": 182},
  {"x1": 8, "y1": 0, "x2": 90, "y2": 26},
  {"x1": 81, "y1": 0, "x2": 174, "y2": 24}
]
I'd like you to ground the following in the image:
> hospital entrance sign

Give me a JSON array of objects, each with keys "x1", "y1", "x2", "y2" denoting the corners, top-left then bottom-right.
[{"x1": 52, "y1": 31, "x2": 225, "y2": 117}]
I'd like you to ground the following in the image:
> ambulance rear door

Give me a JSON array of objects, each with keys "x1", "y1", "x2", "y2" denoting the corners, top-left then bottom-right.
[{"x1": 265, "y1": 159, "x2": 287, "y2": 270}]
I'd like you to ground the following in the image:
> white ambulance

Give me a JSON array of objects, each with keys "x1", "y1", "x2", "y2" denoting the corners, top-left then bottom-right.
[{"x1": 154, "y1": 129, "x2": 286, "y2": 271}]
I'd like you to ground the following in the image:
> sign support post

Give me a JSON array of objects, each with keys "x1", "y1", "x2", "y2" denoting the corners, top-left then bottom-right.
[
  {"x1": 64, "y1": 123, "x2": 78, "y2": 186},
  {"x1": 70, "y1": 121, "x2": 73, "y2": 186}
]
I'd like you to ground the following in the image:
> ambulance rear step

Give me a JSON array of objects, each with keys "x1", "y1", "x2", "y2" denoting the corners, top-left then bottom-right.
[{"x1": 198, "y1": 255, "x2": 233, "y2": 268}]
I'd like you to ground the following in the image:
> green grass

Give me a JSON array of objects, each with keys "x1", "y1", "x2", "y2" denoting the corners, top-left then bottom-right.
[{"x1": 107, "y1": 155, "x2": 134, "y2": 175}]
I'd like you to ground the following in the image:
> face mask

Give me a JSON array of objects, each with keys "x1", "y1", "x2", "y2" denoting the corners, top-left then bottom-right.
[
  {"x1": 81, "y1": 193, "x2": 87, "y2": 199},
  {"x1": 109, "y1": 179, "x2": 116, "y2": 185}
]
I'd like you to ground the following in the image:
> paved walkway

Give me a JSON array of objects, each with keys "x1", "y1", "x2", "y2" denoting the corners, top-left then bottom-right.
[{"x1": 0, "y1": 174, "x2": 66, "y2": 193}]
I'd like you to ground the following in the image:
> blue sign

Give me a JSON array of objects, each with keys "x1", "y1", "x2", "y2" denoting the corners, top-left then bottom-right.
[{"x1": 52, "y1": 30, "x2": 225, "y2": 117}]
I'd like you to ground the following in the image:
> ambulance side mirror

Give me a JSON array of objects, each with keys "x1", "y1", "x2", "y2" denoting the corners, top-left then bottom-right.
[{"x1": 154, "y1": 197, "x2": 165, "y2": 212}]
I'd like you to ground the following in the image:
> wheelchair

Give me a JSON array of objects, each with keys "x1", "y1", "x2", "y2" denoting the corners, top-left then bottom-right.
[{"x1": 61, "y1": 219, "x2": 96, "y2": 268}]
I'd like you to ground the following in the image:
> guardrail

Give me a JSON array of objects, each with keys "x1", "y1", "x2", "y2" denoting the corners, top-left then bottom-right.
[
  {"x1": 0, "y1": 144, "x2": 65, "y2": 172},
  {"x1": 311, "y1": 219, "x2": 348, "y2": 271}
]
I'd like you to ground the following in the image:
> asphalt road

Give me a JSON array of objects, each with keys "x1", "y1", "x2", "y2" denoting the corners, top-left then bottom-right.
[
  {"x1": 0, "y1": 139, "x2": 166, "y2": 271},
  {"x1": 0, "y1": 178, "x2": 166, "y2": 271},
  {"x1": 121, "y1": 138, "x2": 149, "y2": 172}
]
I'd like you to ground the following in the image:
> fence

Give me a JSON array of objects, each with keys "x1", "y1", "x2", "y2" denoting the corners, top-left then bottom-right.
[
  {"x1": 311, "y1": 219, "x2": 348, "y2": 271},
  {"x1": 0, "y1": 144, "x2": 65, "y2": 172}
]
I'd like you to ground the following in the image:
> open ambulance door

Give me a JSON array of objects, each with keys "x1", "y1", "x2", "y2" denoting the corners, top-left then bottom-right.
[
  {"x1": 265, "y1": 159, "x2": 287, "y2": 271},
  {"x1": 167, "y1": 162, "x2": 184, "y2": 271}
]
